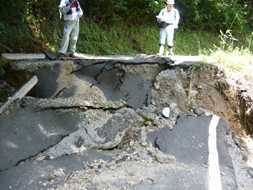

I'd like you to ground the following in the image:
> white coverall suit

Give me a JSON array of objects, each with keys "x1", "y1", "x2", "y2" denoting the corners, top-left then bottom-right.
[
  {"x1": 157, "y1": 7, "x2": 180, "y2": 55},
  {"x1": 59, "y1": 0, "x2": 83, "y2": 55}
]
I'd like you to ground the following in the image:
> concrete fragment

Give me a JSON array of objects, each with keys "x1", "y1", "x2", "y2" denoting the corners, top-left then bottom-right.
[
  {"x1": 1, "y1": 53, "x2": 46, "y2": 61},
  {"x1": 162, "y1": 107, "x2": 170, "y2": 118},
  {"x1": 0, "y1": 75, "x2": 38, "y2": 114},
  {"x1": 154, "y1": 153, "x2": 176, "y2": 163},
  {"x1": 44, "y1": 108, "x2": 137, "y2": 158},
  {"x1": 194, "y1": 107, "x2": 205, "y2": 116}
]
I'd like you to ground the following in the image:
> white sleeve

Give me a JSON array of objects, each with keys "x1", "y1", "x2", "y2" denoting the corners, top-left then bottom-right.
[
  {"x1": 59, "y1": 0, "x2": 71, "y2": 15},
  {"x1": 77, "y1": 2, "x2": 83, "y2": 16},
  {"x1": 174, "y1": 9, "x2": 180, "y2": 26},
  {"x1": 156, "y1": 9, "x2": 166, "y2": 22}
]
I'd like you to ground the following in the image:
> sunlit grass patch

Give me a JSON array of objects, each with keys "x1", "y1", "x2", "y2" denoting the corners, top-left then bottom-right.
[
  {"x1": 203, "y1": 30, "x2": 253, "y2": 80},
  {"x1": 209, "y1": 48, "x2": 253, "y2": 80}
]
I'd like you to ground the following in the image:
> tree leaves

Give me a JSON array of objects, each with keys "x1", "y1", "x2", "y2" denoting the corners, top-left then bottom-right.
[{"x1": 0, "y1": 0, "x2": 252, "y2": 53}]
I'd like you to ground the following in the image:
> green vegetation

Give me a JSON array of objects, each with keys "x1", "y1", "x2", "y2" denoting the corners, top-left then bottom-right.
[
  {"x1": 192, "y1": 61, "x2": 207, "y2": 69},
  {"x1": 1, "y1": 0, "x2": 253, "y2": 54},
  {"x1": 0, "y1": 0, "x2": 253, "y2": 80},
  {"x1": 206, "y1": 29, "x2": 253, "y2": 79},
  {"x1": 0, "y1": 66, "x2": 5, "y2": 77},
  {"x1": 78, "y1": 20, "x2": 160, "y2": 55},
  {"x1": 210, "y1": 48, "x2": 253, "y2": 79}
]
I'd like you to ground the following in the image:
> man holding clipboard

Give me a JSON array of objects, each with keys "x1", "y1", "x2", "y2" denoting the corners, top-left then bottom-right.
[{"x1": 157, "y1": 0, "x2": 180, "y2": 56}]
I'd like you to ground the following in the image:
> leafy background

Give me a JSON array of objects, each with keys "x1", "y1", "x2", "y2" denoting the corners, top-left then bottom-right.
[
  {"x1": 0, "y1": 0, "x2": 253, "y2": 55},
  {"x1": 1, "y1": 0, "x2": 253, "y2": 108}
]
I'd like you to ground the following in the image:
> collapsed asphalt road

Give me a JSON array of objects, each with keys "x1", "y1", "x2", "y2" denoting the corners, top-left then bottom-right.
[
  {"x1": 0, "y1": 113, "x2": 239, "y2": 190},
  {"x1": 0, "y1": 54, "x2": 252, "y2": 189}
]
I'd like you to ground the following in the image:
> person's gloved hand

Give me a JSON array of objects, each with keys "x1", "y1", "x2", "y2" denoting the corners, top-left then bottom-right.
[
  {"x1": 70, "y1": 1, "x2": 78, "y2": 8},
  {"x1": 156, "y1": 16, "x2": 166, "y2": 22}
]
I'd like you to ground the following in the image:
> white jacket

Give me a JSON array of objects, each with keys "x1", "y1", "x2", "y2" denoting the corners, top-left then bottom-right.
[
  {"x1": 157, "y1": 7, "x2": 180, "y2": 27},
  {"x1": 59, "y1": 0, "x2": 83, "y2": 21}
]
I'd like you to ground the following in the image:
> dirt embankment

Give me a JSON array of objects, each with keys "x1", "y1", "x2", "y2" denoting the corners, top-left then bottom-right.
[
  {"x1": 112, "y1": 60, "x2": 253, "y2": 144},
  {"x1": 185, "y1": 65, "x2": 253, "y2": 137}
]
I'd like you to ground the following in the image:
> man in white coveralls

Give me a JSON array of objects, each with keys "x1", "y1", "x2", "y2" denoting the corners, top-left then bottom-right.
[
  {"x1": 157, "y1": 0, "x2": 180, "y2": 56},
  {"x1": 58, "y1": 0, "x2": 83, "y2": 58}
]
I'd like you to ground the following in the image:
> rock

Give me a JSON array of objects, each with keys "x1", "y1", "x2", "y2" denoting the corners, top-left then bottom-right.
[
  {"x1": 162, "y1": 107, "x2": 170, "y2": 118},
  {"x1": 194, "y1": 107, "x2": 205, "y2": 116},
  {"x1": 135, "y1": 149, "x2": 151, "y2": 162},
  {"x1": 116, "y1": 155, "x2": 130, "y2": 164},
  {"x1": 155, "y1": 136, "x2": 168, "y2": 152},
  {"x1": 130, "y1": 140, "x2": 135, "y2": 147},
  {"x1": 136, "y1": 105, "x2": 157, "y2": 121},
  {"x1": 141, "y1": 142, "x2": 148, "y2": 147},
  {"x1": 154, "y1": 153, "x2": 176, "y2": 163},
  {"x1": 138, "y1": 130, "x2": 147, "y2": 144},
  {"x1": 153, "y1": 116, "x2": 159, "y2": 125},
  {"x1": 152, "y1": 69, "x2": 188, "y2": 112},
  {"x1": 42, "y1": 108, "x2": 140, "y2": 157},
  {"x1": 146, "y1": 147, "x2": 155, "y2": 154}
]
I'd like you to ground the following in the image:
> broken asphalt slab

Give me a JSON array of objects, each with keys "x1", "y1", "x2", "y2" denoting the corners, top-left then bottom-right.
[
  {"x1": 1, "y1": 54, "x2": 163, "y2": 172},
  {"x1": 19, "y1": 56, "x2": 160, "y2": 109},
  {"x1": 0, "y1": 149, "x2": 122, "y2": 190},
  {"x1": 146, "y1": 114, "x2": 238, "y2": 190},
  {"x1": 1, "y1": 54, "x2": 241, "y2": 189},
  {"x1": 0, "y1": 114, "x2": 239, "y2": 190},
  {"x1": 0, "y1": 100, "x2": 139, "y2": 172},
  {"x1": 0, "y1": 103, "x2": 84, "y2": 170}
]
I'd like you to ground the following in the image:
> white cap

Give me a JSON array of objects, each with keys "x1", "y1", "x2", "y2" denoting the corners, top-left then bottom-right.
[{"x1": 166, "y1": 0, "x2": 175, "y2": 4}]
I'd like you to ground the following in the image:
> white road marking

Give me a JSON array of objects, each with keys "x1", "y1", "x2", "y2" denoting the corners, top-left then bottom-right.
[{"x1": 208, "y1": 115, "x2": 222, "y2": 190}]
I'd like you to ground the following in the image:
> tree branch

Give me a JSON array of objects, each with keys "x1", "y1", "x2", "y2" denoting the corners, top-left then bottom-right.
[{"x1": 0, "y1": 43, "x2": 13, "y2": 53}]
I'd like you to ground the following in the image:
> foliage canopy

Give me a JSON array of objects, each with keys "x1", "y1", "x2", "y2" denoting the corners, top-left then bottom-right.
[{"x1": 0, "y1": 0, "x2": 253, "y2": 53}]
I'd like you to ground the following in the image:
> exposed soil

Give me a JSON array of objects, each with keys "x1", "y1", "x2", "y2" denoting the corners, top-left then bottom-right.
[{"x1": 185, "y1": 64, "x2": 253, "y2": 146}]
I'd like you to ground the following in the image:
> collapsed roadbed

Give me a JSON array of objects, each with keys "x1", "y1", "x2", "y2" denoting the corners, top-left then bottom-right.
[{"x1": 0, "y1": 53, "x2": 252, "y2": 189}]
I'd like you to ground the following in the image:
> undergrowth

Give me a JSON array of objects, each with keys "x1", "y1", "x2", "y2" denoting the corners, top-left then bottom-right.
[
  {"x1": 78, "y1": 20, "x2": 161, "y2": 55},
  {"x1": 206, "y1": 29, "x2": 253, "y2": 80},
  {"x1": 77, "y1": 20, "x2": 252, "y2": 58},
  {"x1": 76, "y1": 20, "x2": 223, "y2": 56},
  {"x1": 1, "y1": 18, "x2": 253, "y2": 80}
]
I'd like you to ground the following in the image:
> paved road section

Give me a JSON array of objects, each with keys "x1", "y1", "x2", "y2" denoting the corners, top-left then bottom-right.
[
  {"x1": 146, "y1": 114, "x2": 238, "y2": 190},
  {"x1": 0, "y1": 114, "x2": 238, "y2": 190},
  {"x1": 0, "y1": 54, "x2": 239, "y2": 189}
]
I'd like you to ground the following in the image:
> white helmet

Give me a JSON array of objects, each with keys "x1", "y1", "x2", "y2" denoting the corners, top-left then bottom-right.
[{"x1": 166, "y1": 0, "x2": 175, "y2": 4}]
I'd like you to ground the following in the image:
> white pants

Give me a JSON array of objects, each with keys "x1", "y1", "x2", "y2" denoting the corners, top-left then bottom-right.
[
  {"x1": 159, "y1": 25, "x2": 174, "y2": 47},
  {"x1": 59, "y1": 20, "x2": 79, "y2": 54}
]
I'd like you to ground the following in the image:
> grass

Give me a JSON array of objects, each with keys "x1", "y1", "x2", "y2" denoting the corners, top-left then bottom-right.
[
  {"x1": 202, "y1": 30, "x2": 253, "y2": 80},
  {"x1": 76, "y1": 20, "x2": 253, "y2": 81},
  {"x1": 174, "y1": 29, "x2": 220, "y2": 56},
  {"x1": 207, "y1": 48, "x2": 253, "y2": 79},
  {"x1": 1, "y1": 19, "x2": 253, "y2": 81},
  {"x1": 78, "y1": 20, "x2": 160, "y2": 55},
  {"x1": 77, "y1": 20, "x2": 222, "y2": 56}
]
